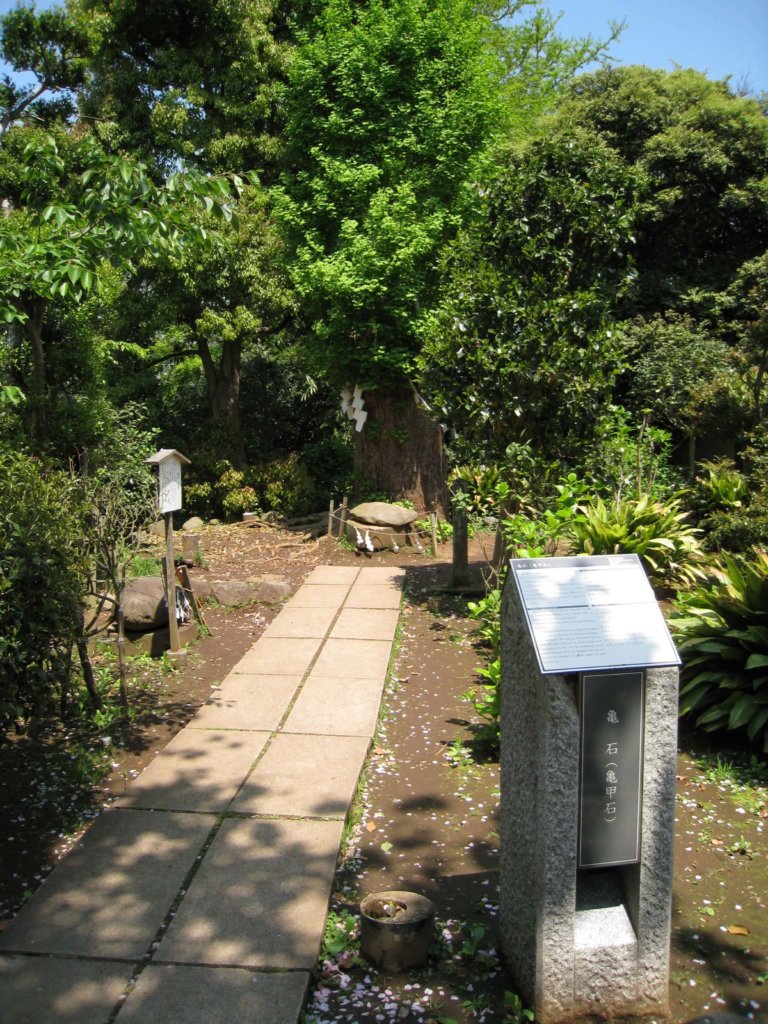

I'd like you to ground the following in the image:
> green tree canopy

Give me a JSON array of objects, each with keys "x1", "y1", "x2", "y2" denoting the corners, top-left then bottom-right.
[
  {"x1": 71, "y1": 0, "x2": 293, "y2": 175},
  {"x1": 1, "y1": 2, "x2": 87, "y2": 138},
  {"x1": 276, "y1": 0, "x2": 510, "y2": 390},
  {"x1": 555, "y1": 66, "x2": 768, "y2": 316},
  {"x1": 419, "y1": 127, "x2": 639, "y2": 465}
]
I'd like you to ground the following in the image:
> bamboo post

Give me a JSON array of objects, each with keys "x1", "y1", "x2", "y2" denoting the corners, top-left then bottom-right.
[
  {"x1": 327, "y1": 498, "x2": 335, "y2": 538},
  {"x1": 337, "y1": 495, "x2": 349, "y2": 540},
  {"x1": 430, "y1": 511, "x2": 438, "y2": 554}
]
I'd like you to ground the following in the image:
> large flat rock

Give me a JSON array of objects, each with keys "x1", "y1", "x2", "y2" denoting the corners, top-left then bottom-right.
[
  {"x1": 156, "y1": 817, "x2": 344, "y2": 969},
  {"x1": 189, "y1": 674, "x2": 302, "y2": 732},
  {"x1": 0, "y1": 810, "x2": 213, "y2": 959},
  {"x1": 231, "y1": 733, "x2": 370, "y2": 817},
  {"x1": 115, "y1": 728, "x2": 270, "y2": 812},
  {"x1": 0, "y1": 954, "x2": 134, "y2": 1024},
  {"x1": 116, "y1": 963, "x2": 309, "y2": 1024}
]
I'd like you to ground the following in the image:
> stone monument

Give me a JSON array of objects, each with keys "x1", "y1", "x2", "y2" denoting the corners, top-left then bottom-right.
[{"x1": 499, "y1": 555, "x2": 680, "y2": 1023}]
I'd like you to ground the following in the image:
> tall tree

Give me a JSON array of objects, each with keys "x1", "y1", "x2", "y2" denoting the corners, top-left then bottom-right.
[
  {"x1": 553, "y1": 67, "x2": 768, "y2": 459},
  {"x1": 71, "y1": 0, "x2": 292, "y2": 176},
  {"x1": 555, "y1": 66, "x2": 768, "y2": 317},
  {"x1": 1, "y1": 2, "x2": 87, "y2": 139},
  {"x1": 418, "y1": 127, "x2": 638, "y2": 466},
  {"x1": 0, "y1": 125, "x2": 236, "y2": 446},
  {"x1": 67, "y1": 0, "x2": 300, "y2": 463},
  {"x1": 277, "y1": 0, "x2": 618, "y2": 507}
]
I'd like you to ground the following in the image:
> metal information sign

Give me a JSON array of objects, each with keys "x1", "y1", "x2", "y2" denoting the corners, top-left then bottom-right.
[
  {"x1": 509, "y1": 554, "x2": 680, "y2": 675},
  {"x1": 579, "y1": 670, "x2": 644, "y2": 868}
]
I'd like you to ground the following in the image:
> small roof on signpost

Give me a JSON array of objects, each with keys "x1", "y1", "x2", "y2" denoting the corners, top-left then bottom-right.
[{"x1": 145, "y1": 449, "x2": 191, "y2": 466}]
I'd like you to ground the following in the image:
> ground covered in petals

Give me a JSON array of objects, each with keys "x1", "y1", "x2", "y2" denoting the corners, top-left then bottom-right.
[{"x1": 1, "y1": 526, "x2": 766, "y2": 1023}]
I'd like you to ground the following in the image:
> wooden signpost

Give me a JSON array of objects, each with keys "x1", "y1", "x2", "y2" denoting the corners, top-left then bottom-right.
[{"x1": 145, "y1": 449, "x2": 191, "y2": 658}]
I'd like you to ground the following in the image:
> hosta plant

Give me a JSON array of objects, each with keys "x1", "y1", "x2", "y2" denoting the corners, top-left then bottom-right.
[
  {"x1": 671, "y1": 550, "x2": 768, "y2": 752},
  {"x1": 568, "y1": 494, "x2": 704, "y2": 589}
]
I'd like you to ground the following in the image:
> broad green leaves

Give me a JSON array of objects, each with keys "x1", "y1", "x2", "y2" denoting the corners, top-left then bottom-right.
[
  {"x1": 419, "y1": 127, "x2": 639, "y2": 464},
  {"x1": 278, "y1": 0, "x2": 508, "y2": 387},
  {"x1": 0, "y1": 129, "x2": 238, "y2": 326}
]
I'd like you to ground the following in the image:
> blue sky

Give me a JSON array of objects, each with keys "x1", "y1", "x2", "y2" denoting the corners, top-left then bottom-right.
[
  {"x1": 544, "y1": 0, "x2": 768, "y2": 94},
  {"x1": 1, "y1": 0, "x2": 767, "y2": 94}
]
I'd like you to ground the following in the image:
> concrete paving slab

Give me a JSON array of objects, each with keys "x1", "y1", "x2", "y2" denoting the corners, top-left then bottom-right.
[
  {"x1": 0, "y1": 953, "x2": 134, "y2": 1024},
  {"x1": 311, "y1": 638, "x2": 393, "y2": 678},
  {"x1": 231, "y1": 732, "x2": 371, "y2": 816},
  {"x1": 115, "y1": 728, "x2": 270, "y2": 812},
  {"x1": 0, "y1": 810, "x2": 213, "y2": 959},
  {"x1": 344, "y1": 585, "x2": 403, "y2": 609},
  {"x1": 288, "y1": 584, "x2": 350, "y2": 608},
  {"x1": 189, "y1": 674, "x2": 302, "y2": 732},
  {"x1": 262, "y1": 605, "x2": 337, "y2": 639},
  {"x1": 304, "y1": 566, "x2": 359, "y2": 584},
  {"x1": 355, "y1": 567, "x2": 405, "y2": 586},
  {"x1": 330, "y1": 607, "x2": 400, "y2": 641},
  {"x1": 0, "y1": 950, "x2": 134, "y2": 1024},
  {"x1": 232, "y1": 637, "x2": 322, "y2": 676},
  {"x1": 156, "y1": 817, "x2": 344, "y2": 969},
  {"x1": 282, "y1": 674, "x2": 385, "y2": 737},
  {"x1": 116, "y1": 963, "x2": 309, "y2": 1024}
]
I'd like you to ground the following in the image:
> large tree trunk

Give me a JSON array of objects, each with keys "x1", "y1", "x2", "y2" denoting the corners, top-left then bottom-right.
[
  {"x1": 197, "y1": 336, "x2": 246, "y2": 466},
  {"x1": 353, "y1": 386, "x2": 447, "y2": 514}
]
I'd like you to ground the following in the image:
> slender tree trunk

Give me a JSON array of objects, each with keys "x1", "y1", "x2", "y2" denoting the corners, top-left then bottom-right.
[
  {"x1": 353, "y1": 385, "x2": 447, "y2": 513},
  {"x1": 76, "y1": 625, "x2": 103, "y2": 712},
  {"x1": 25, "y1": 297, "x2": 48, "y2": 444}
]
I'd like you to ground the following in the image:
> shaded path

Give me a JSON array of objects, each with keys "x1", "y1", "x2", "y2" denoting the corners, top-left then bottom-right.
[{"x1": 0, "y1": 565, "x2": 404, "y2": 1024}]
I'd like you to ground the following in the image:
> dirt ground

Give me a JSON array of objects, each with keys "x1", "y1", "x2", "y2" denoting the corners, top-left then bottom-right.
[{"x1": 0, "y1": 523, "x2": 766, "y2": 1023}]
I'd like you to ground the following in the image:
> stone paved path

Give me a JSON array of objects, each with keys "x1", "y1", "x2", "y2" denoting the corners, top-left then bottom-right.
[{"x1": 0, "y1": 564, "x2": 404, "y2": 1024}]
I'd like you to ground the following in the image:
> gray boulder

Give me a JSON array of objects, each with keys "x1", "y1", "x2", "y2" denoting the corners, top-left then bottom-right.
[
  {"x1": 212, "y1": 580, "x2": 255, "y2": 606},
  {"x1": 253, "y1": 576, "x2": 292, "y2": 604},
  {"x1": 182, "y1": 516, "x2": 205, "y2": 531},
  {"x1": 122, "y1": 577, "x2": 169, "y2": 630},
  {"x1": 350, "y1": 502, "x2": 418, "y2": 528}
]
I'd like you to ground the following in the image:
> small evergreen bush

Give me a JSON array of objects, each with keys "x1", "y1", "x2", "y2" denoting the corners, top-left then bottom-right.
[{"x1": 0, "y1": 450, "x2": 88, "y2": 735}]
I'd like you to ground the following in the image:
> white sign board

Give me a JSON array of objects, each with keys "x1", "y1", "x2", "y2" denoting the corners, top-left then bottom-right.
[
  {"x1": 509, "y1": 554, "x2": 680, "y2": 675},
  {"x1": 158, "y1": 458, "x2": 183, "y2": 514}
]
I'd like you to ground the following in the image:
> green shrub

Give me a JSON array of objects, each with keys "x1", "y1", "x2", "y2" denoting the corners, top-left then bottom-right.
[
  {"x1": 568, "y1": 494, "x2": 704, "y2": 589},
  {"x1": 671, "y1": 550, "x2": 768, "y2": 752},
  {"x1": 464, "y1": 657, "x2": 501, "y2": 751},
  {"x1": 467, "y1": 588, "x2": 501, "y2": 651},
  {"x1": 694, "y1": 459, "x2": 749, "y2": 512},
  {"x1": 299, "y1": 434, "x2": 354, "y2": 501},
  {"x1": 221, "y1": 485, "x2": 260, "y2": 519},
  {"x1": 0, "y1": 450, "x2": 88, "y2": 735},
  {"x1": 185, "y1": 481, "x2": 216, "y2": 519},
  {"x1": 254, "y1": 453, "x2": 316, "y2": 518}
]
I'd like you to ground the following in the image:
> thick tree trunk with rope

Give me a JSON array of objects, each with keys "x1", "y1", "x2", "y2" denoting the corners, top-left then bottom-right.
[{"x1": 353, "y1": 386, "x2": 447, "y2": 514}]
